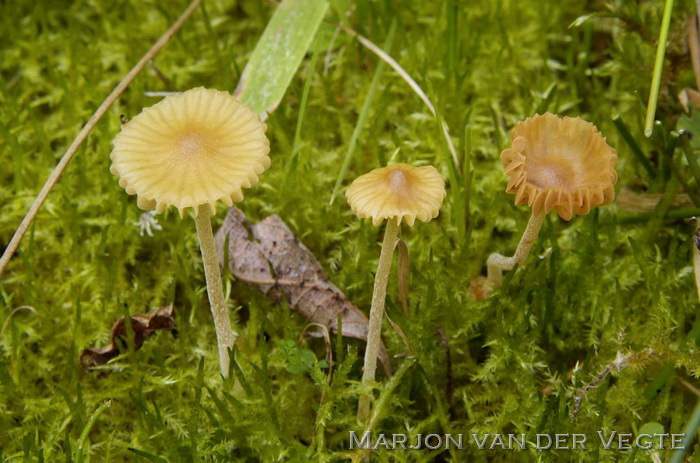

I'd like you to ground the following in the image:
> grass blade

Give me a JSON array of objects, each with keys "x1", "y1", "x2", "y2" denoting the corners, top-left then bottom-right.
[
  {"x1": 644, "y1": 0, "x2": 675, "y2": 137},
  {"x1": 282, "y1": 34, "x2": 323, "y2": 197},
  {"x1": 669, "y1": 399, "x2": 700, "y2": 463},
  {"x1": 75, "y1": 400, "x2": 112, "y2": 463},
  {"x1": 127, "y1": 448, "x2": 168, "y2": 463},
  {"x1": 234, "y1": 0, "x2": 329, "y2": 115},
  {"x1": 659, "y1": 132, "x2": 700, "y2": 206},
  {"x1": 336, "y1": 22, "x2": 460, "y2": 171},
  {"x1": 612, "y1": 114, "x2": 656, "y2": 180},
  {"x1": 328, "y1": 22, "x2": 396, "y2": 205}
]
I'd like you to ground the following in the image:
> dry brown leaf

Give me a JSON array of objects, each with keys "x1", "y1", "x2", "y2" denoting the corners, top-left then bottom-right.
[
  {"x1": 80, "y1": 304, "x2": 175, "y2": 371},
  {"x1": 678, "y1": 88, "x2": 700, "y2": 112},
  {"x1": 616, "y1": 188, "x2": 693, "y2": 212},
  {"x1": 680, "y1": 15, "x2": 700, "y2": 112},
  {"x1": 214, "y1": 207, "x2": 392, "y2": 375}
]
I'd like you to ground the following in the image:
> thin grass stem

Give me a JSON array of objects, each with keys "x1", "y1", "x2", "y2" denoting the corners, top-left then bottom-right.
[
  {"x1": 612, "y1": 115, "x2": 656, "y2": 180},
  {"x1": 0, "y1": 0, "x2": 202, "y2": 274},
  {"x1": 644, "y1": 0, "x2": 675, "y2": 137},
  {"x1": 329, "y1": 22, "x2": 396, "y2": 205}
]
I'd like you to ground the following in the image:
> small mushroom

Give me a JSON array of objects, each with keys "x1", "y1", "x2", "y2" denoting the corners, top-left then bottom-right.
[
  {"x1": 346, "y1": 163, "x2": 445, "y2": 421},
  {"x1": 487, "y1": 113, "x2": 617, "y2": 285},
  {"x1": 110, "y1": 87, "x2": 270, "y2": 376}
]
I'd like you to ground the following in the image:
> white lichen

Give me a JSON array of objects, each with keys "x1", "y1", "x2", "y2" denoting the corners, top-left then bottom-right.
[{"x1": 132, "y1": 210, "x2": 162, "y2": 237}]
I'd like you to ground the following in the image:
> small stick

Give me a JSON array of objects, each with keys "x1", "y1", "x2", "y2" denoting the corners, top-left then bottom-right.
[
  {"x1": 0, "y1": 0, "x2": 202, "y2": 274},
  {"x1": 679, "y1": 378, "x2": 700, "y2": 398},
  {"x1": 571, "y1": 348, "x2": 656, "y2": 420},
  {"x1": 571, "y1": 364, "x2": 614, "y2": 420},
  {"x1": 688, "y1": 13, "x2": 700, "y2": 90},
  {"x1": 148, "y1": 60, "x2": 173, "y2": 88}
]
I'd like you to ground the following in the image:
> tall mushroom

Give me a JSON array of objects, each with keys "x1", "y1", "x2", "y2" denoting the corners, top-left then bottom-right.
[
  {"x1": 346, "y1": 163, "x2": 445, "y2": 422},
  {"x1": 487, "y1": 113, "x2": 617, "y2": 285},
  {"x1": 110, "y1": 87, "x2": 270, "y2": 376}
]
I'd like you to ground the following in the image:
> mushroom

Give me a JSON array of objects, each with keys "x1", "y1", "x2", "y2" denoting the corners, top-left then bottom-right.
[
  {"x1": 110, "y1": 87, "x2": 270, "y2": 376},
  {"x1": 346, "y1": 163, "x2": 445, "y2": 421},
  {"x1": 487, "y1": 113, "x2": 617, "y2": 285}
]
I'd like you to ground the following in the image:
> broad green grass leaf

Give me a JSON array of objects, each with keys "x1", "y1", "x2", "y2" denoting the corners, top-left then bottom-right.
[{"x1": 234, "y1": 0, "x2": 329, "y2": 115}]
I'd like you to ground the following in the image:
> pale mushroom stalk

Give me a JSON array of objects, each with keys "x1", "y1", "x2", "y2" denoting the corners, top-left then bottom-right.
[
  {"x1": 195, "y1": 204, "x2": 235, "y2": 375},
  {"x1": 358, "y1": 216, "x2": 399, "y2": 422},
  {"x1": 346, "y1": 163, "x2": 445, "y2": 423},
  {"x1": 487, "y1": 113, "x2": 618, "y2": 287},
  {"x1": 486, "y1": 209, "x2": 546, "y2": 286},
  {"x1": 109, "y1": 87, "x2": 270, "y2": 378}
]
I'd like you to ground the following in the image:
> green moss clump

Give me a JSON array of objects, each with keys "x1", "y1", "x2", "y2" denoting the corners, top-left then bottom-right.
[{"x1": 1, "y1": 0, "x2": 699, "y2": 461}]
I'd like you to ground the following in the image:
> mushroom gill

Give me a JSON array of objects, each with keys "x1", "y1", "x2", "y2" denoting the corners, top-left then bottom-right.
[{"x1": 500, "y1": 112, "x2": 618, "y2": 220}]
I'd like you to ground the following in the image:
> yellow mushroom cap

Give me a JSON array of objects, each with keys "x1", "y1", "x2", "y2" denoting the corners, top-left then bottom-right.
[
  {"x1": 346, "y1": 163, "x2": 446, "y2": 226},
  {"x1": 110, "y1": 87, "x2": 270, "y2": 217},
  {"x1": 501, "y1": 113, "x2": 618, "y2": 221}
]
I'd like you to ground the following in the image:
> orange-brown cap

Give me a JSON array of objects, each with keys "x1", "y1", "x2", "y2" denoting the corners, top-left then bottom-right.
[
  {"x1": 501, "y1": 113, "x2": 617, "y2": 220},
  {"x1": 346, "y1": 163, "x2": 446, "y2": 226},
  {"x1": 110, "y1": 87, "x2": 270, "y2": 217}
]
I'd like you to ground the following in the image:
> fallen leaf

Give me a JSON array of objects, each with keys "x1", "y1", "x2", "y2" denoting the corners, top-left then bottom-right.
[
  {"x1": 80, "y1": 304, "x2": 175, "y2": 371},
  {"x1": 678, "y1": 88, "x2": 700, "y2": 113},
  {"x1": 616, "y1": 188, "x2": 693, "y2": 212},
  {"x1": 214, "y1": 208, "x2": 392, "y2": 375}
]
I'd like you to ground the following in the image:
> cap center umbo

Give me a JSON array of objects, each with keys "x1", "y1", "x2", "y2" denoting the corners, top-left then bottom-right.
[
  {"x1": 387, "y1": 168, "x2": 411, "y2": 196},
  {"x1": 178, "y1": 132, "x2": 206, "y2": 158},
  {"x1": 524, "y1": 154, "x2": 581, "y2": 190}
]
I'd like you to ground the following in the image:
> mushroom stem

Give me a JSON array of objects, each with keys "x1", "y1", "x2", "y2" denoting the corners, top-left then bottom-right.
[
  {"x1": 358, "y1": 216, "x2": 400, "y2": 423},
  {"x1": 487, "y1": 209, "x2": 546, "y2": 286},
  {"x1": 195, "y1": 204, "x2": 236, "y2": 377}
]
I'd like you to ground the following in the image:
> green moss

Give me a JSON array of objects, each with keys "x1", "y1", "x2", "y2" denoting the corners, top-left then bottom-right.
[{"x1": 1, "y1": 0, "x2": 700, "y2": 461}]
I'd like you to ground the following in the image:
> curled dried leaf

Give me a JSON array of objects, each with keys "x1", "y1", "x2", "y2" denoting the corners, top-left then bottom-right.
[
  {"x1": 80, "y1": 304, "x2": 175, "y2": 371},
  {"x1": 214, "y1": 207, "x2": 392, "y2": 375}
]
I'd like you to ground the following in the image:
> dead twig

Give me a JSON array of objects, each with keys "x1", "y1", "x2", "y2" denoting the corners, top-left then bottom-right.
[
  {"x1": 679, "y1": 378, "x2": 700, "y2": 398},
  {"x1": 571, "y1": 348, "x2": 657, "y2": 420},
  {"x1": 0, "y1": 0, "x2": 202, "y2": 274}
]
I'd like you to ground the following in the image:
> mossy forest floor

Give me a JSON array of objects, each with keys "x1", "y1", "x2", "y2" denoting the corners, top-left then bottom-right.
[{"x1": 2, "y1": 0, "x2": 700, "y2": 461}]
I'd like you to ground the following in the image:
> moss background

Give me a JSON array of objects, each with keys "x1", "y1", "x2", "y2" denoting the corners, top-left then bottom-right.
[{"x1": 1, "y1": 0, "x2": 700, "y2": 461}]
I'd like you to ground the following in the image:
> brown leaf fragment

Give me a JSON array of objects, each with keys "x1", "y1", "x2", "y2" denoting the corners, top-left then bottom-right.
[
  {"x1": 80, "y1": 304, "x2": 175, "y2": 371},
  {"x1": 678, "y1": 88, "x2": 700, "y2": 113},
  {"x1": 214, "y1": 207, "x2": 392, "y2": 375},
  {"x1": 617, "y1": 188, "x2": 693, "y2": 212}
]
